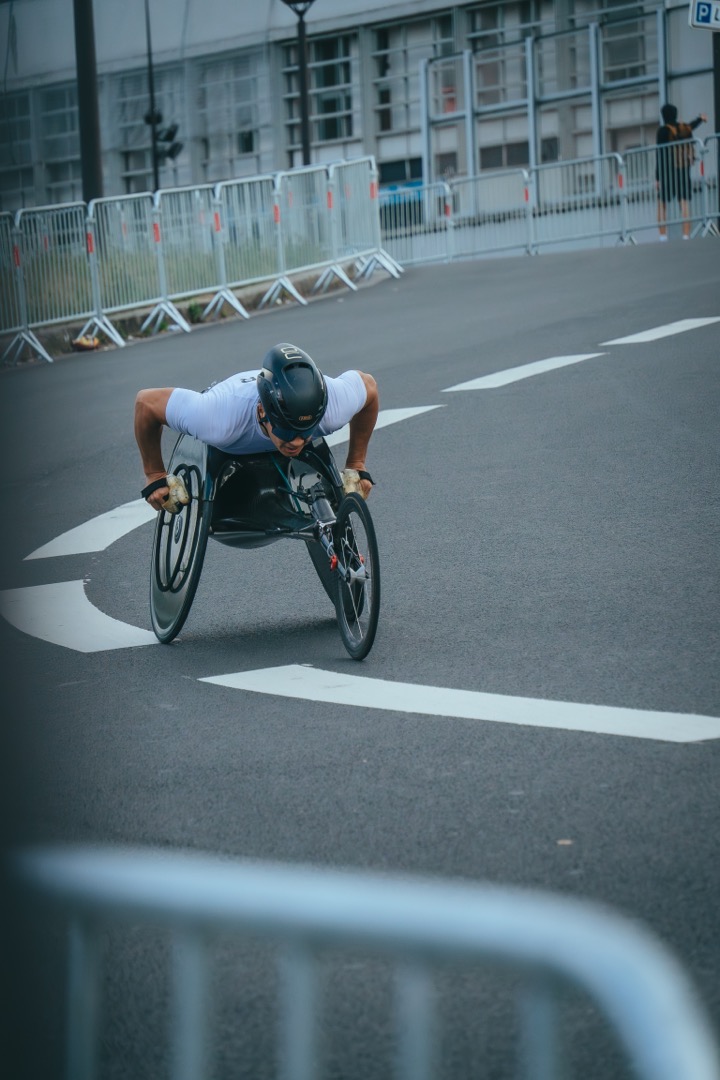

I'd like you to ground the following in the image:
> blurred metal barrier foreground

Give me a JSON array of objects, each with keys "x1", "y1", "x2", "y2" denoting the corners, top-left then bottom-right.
[{"x1": 13, "y1": 845, "x2": 720, "y2": 1080}]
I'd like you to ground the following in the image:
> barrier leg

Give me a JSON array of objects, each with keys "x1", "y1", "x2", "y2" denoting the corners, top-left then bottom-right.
[
  {"x1": 140, "y1": 301, "x2": 192, "y2": 335},
  {"x1": 2, "y1": 329, "x2": 54, "y2": 365},
  {"x1": 354, "y1": 250, "x2": 403, "y2": 281},
  {"x1": 258, "y1": 277, "x2": 308, "y2": 309},
  {"x1": 311, "y1": 264, "x2": 358, "y2": 295},
  {"x1": 203, "y1": 288, "x2": 250, "y2": 321},
  {"x1": 78, "y1": 314, "x2": 125, "y2": 348}
]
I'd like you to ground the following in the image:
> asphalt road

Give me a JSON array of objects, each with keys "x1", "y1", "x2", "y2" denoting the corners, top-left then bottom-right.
[{"x1": 1, "y1": 240, "x2": 719, "y2": 1079}]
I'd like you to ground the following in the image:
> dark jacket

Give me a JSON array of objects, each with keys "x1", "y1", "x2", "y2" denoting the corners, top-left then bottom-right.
[{"x1": 655, "y1": 114, "x2": 705, "y2": 179}]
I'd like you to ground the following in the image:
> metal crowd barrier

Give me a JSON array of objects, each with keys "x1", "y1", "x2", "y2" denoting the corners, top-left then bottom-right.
[
  {"x1": 89, "y1": 192, "x2": 170, "y2": 340},
  {"x1": 698, "y1": 133, "x2": 720, "y2": 238},
  {"x1": 0, "y1": 157, "x2": 397, "y2": 365},
  {"x1": 379, "y1": 182, "x2": 452, "y2": 266},
  {"x1": 259, "y1": 166, "x2": 329, "y2": 308},
  {"x1": 450, "y1": 170, "x2": 531, "y2": 259},
  {"x1": 528, "y1": 153, "x2": 626, "y2": 252},
  {"x1": 12, "y1": 845, "x2": 720, "y2": 1080},
  {"x1": 0, "y1": 211, "x2": 53, "y2": 363},
  {"x1": 3, "y1": 141, "x2": 717, "y2": 366},
  {"x1": 217, "y1": 172, "x2": 277, "y2": 313},
  {"x1": 378, "y1": 135, "x2": 720, "y2": 265}
]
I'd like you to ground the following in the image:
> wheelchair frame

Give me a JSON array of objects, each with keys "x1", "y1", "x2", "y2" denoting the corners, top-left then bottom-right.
[{"x1": 149, "y1": 433, "x2": 380, "y2": 660}]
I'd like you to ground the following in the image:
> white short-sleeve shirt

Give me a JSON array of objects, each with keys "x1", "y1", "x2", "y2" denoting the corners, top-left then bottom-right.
[{"x1": 165, "y1": 369, "x2": 366, "y2": 455}]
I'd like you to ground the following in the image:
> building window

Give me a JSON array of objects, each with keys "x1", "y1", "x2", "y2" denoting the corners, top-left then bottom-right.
[
  {"x1": 480, "y1": 140, "x2": 529, "y2": 170},
  {"x1": 372, "y1": 17, "x2": 455, "y2": 136},
  {"x1": 469, "y1": 2, "x2": 545, "y2": 108},
  {"x1": 282, "y1": 33, "x2": 355, "y2": 161},
  {"x1": 535, "y1": 28, "x2": 592, "y2": 97},
  {"x1": 116, "y1": 71, "x2": 153, "y2": 192},
  {"x1": 197, "y1": 53, "x2": 260, "y2": 182},
  {"x1": 0, "y1": 91, "x2": 33, "y2": 210},
  {"x1": 115, "y1": 67, "x2": 184, "y2": 193},
  {"x1": 435, "y1": 150, "x2": 458, "y2": 178},
  {"x1": 378, "y1": 158, "x2": 422, "y2": 186},
  {"x1": 40, "y1": 85, "x2": 82, "y2": 204},
  {"x1": 601, "y1": 11, "x2": 654, "y2": 83},
  {"x1": 540, "y1": 135, "x2": 559, "y2": 162}
]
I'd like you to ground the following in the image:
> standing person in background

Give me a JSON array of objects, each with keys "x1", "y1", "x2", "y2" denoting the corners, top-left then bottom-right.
[{"x1": 656, "y1": 104, "x2": 707, "y2": 241}]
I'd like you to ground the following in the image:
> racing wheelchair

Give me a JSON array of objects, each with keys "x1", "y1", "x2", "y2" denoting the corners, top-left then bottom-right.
[{"x1": 149, "y1": 432, "x2": 380, "y2": 660}]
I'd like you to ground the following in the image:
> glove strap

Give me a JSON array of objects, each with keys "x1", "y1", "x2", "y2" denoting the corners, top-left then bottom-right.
[
  {"x1": 357, "y1": 470, "x2": 375, "y2": 485},
  {"x1": 141, "y1": 477, "x2": 168, "y2": 500}
]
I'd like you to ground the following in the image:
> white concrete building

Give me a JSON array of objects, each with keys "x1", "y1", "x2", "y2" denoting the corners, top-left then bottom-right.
[{"x1": 0, "y1": 0, "x2": 713, "y2": 210}]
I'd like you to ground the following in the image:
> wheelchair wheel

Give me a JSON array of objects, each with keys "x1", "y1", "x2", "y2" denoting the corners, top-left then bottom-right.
[
  {"x1": 333, "y1": 493, "x2": 380, "y2": 661},
  {"x1": 150, "y1": 441, "x2": 212, "y2": 643}
]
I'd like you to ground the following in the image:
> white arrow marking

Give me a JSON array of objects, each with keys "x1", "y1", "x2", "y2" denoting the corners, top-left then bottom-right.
[
  {"x1": 25, "y1": 500, "x2": 155, "y2": 561},
  {"x1": 0, "y1": 581, "x2": 157, "y2": 652},
  {"x1": 600, "y1": 318, "x2": 720, "y2": 345},
  {"x1": 442, "y1": 355, "x2": 604, "y2": 392},
  {"x1": 199, "y1": 665, "x2": 720, "y2": 743},
  {"x1": 326, "y1": 405, "x2": 442, "y2": 445}
]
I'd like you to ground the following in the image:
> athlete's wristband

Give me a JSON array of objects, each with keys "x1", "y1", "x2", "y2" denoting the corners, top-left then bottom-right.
[{"x1": 141, "y1": 477, "x2": 168, "y2": 500}]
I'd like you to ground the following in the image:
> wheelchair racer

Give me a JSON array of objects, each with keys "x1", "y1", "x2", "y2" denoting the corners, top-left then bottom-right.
[{"x1": 135, "y1": 343, "x2": 378, "y2": 512}]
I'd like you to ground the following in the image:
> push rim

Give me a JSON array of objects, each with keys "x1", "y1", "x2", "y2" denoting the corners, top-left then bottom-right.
[{"x1": 150, "y1": 460, "x2": 210, "y2": 643}]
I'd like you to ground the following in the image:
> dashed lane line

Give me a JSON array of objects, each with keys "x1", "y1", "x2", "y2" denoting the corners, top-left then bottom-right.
[
  {"x1": 199, "y1": 665, "x2": 720, "y2": 744},
  {"x1": 442, "y1": 355, "x2": 604, "y2": 392},
  {"x1": 325, "y1": 404, "x2": 442, "y2": 446},
  {"x1": 600, "y1": 317, "x2": 720, "y2": 346}
]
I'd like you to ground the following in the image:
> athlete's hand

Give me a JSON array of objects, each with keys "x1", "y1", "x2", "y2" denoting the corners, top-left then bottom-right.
[
  {"x1": 342, "y1": 468, "x2": 374, "y2": 500},
  {"x1": 162, "y1": 474, "x2": 190, "y2": 514}
]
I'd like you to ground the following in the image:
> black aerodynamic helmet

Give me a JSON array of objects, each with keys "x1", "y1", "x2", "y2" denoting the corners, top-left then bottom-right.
[{"x1": 257, "y1": 343, "x2": 328, "y2": 440}]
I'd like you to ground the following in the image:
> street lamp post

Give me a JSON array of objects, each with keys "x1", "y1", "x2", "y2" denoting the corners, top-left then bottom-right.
[
  {"x1": 144, "y1": 0, "x2": 161, "y2": 191},
  {"x1": 280, "y1": 0, "x2": 317, "y2": 166},
  {"x1": 143, "y1": 0, "x2": 182, "y2": 193},
  {"x1": 73, "y1": 0, "x2": 103, "y2": 201}
]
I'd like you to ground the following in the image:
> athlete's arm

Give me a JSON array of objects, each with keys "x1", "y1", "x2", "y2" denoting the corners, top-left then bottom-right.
[
  {"x1": 345, "y1": 372, "x2": 379, "y2": 499},
  {"x1": 134, "y1": 387, "x2": 174, "y2": 510}
]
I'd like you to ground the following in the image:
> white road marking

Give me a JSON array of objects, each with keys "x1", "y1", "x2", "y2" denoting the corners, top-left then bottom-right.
[
  {"x1": 0, "y1": 581, "x2": 157, "y2": 652},
  {"x1": 326, "y1": 405, "x2": 442, "y2": 445},
  {"x1": 600, "y1": 317, "x2": 720, "y2": 345},
  {"x1": 199, "y1": 665, "x2": 720, "y2": 744},
  {"x1": 25, "y1": 500, "x2": 156, "y2": 560},
  {"x1": 442, "y1": 355, "x2": 604, "y2": 392}
]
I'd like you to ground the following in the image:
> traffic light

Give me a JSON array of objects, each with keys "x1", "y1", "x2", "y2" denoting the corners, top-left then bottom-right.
[
  {"x1": 158, "y1": 122, "x2": 183, "y2": 161},
  {"x1": 144, "y1": 109, "x2": 183, "y2": 163}
]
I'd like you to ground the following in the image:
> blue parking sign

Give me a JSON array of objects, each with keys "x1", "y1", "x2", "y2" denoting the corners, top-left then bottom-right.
[{"x1": 689, "y1": 0, "x2": 720, "y2": 26}]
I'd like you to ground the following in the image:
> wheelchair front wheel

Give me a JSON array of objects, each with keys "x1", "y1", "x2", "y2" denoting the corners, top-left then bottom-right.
[
  {"x1": 333, "y1": 493, "x2": 380, "y2": 661},
  {"x1": 150, "y1": 460, "x2": 212, "y2": 643}
]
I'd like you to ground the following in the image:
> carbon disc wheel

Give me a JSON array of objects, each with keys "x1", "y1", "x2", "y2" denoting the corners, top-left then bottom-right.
[{"x1": 150, "y1": 439, "x2": 212, "y2": 643}]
